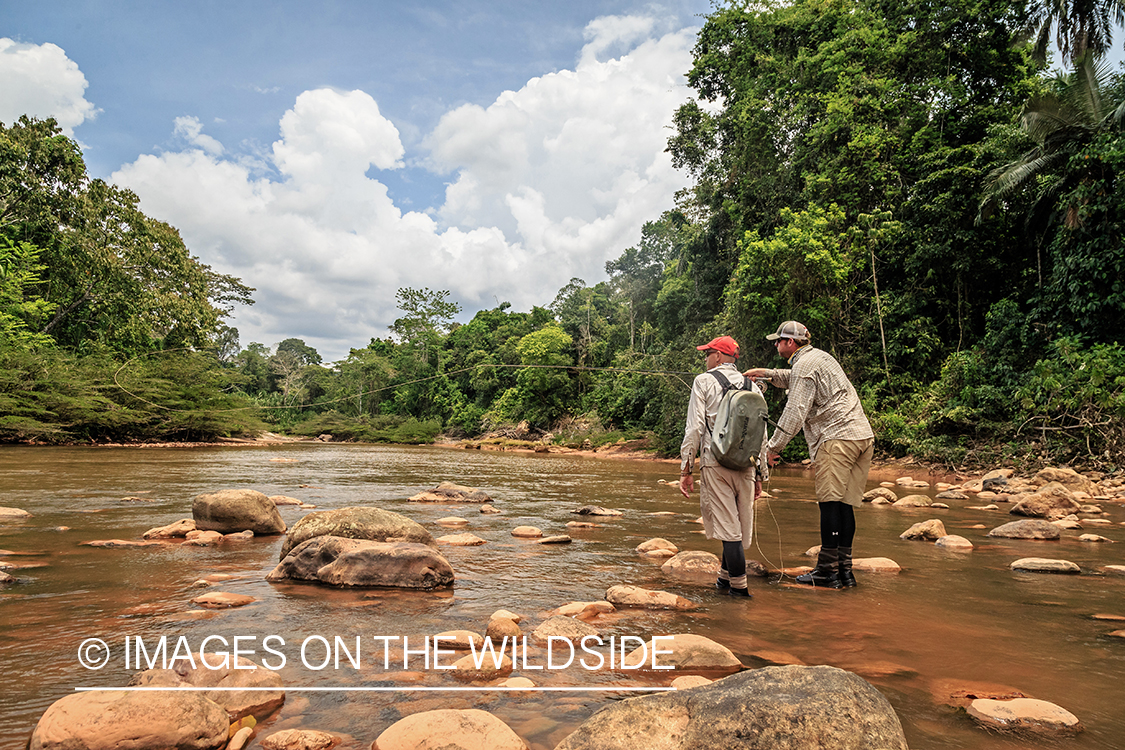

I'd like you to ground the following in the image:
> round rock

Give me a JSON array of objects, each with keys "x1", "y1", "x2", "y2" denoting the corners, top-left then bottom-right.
[
  {"x1": 988, "y1": 520, "x2": 1061, "y2": 540},
  {"x1": 280, "y1": 506, "x2": 435, "y2": 559},
  {"x1": 1010, "y1": 557, "x2": 1081, "y2": 574},
  {"x1": 373, "y1": 708, "x2": 527, "y2": 749},
  {"x1": 192, "y1": 489, "x2": 285, "y2": 535},
  {"x1": 967, "y1": 697, "x2": 1082, "y2": 735}
]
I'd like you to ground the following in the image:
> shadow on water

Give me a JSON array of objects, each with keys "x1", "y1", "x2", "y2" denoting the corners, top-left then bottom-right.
[{"x1": 1, "y1": 443, "x2": 1123, "y2": 749}]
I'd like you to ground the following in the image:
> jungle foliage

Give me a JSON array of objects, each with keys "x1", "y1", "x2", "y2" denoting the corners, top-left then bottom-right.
[{"x1": 3, "y1": 0, "x2": 1124, "y2": 468}]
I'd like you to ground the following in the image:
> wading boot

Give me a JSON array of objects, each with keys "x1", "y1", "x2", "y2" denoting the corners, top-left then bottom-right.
[
  {"x1": 795, "y1": 548, "x2": 843, "y2": 589},
  {"x1": 838, "y1": 546, "x2": 857, "y2": 588},
  {"x1": 715, "y1": 576, "x2": 731, "y2": 591},
  {"x1": 726, "y1": 586, "x2": 752, "y2": 598}
]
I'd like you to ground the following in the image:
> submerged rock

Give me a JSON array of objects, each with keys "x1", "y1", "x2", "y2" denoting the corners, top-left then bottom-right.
[
  {"x1": 892, "y1": 494, "x2": 932, "y2": 508},
  {"x1": 409, "y1": 481, "x2": 493, "y2": 504},
  {"x1": 0, "y1": 507, "x2": 32, "y2": 521},
  {"x1": 863, "y1": 487, "x2": 897, "y2": 503},
  {"x1": 624, "y1": 633, "x2": 741, "y2": 673},
  {"x1": 554, "y1": 665, "x2": 909, "y2": 750},
  {"x1": 636, "y1": 538, "x2": 679, "y2": 557},
  {"x1": 935, "y1": 535, "x2": 974, "y2": 550},
  {"x1": 267, "y1": 536, "x2": 454, "y2": 589},
  {"x1": 531, "y1": 616, "x2": 599, "y2": 646},
  {"x1": 280, "y1": 506, "x2": 435, "y2": 559},
  {"x1": 605, "y1": 584, "x2": 694, "y2": 610},
  {"x1": 572, "y1": 506, "x2": 623, "y2": 516},
  {"x1": 193, "y1": 489, "x2": 286, "y2": 535},
  {"x1": 143, "y1": 518, "x2": 196, "y2": 539},
  {"x1": 260, "y1": 729, "x2": 341, "y2": 750},
  {"x1": 661, "y1": 550, "x2": 721, "y2": 584},
  {"x1": 1010, "y1": 557, "x2": 1080, "y2": 574},
  {"x1": 900, "y1": 519, "x2": 947, "y2": 540}
]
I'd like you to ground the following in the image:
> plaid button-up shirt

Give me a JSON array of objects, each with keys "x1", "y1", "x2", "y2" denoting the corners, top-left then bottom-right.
[{"x1": 763, "y1": 346, "x2": 873, "y2": 461}]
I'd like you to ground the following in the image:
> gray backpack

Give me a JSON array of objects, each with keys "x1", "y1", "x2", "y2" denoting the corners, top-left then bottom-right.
[{"x1": 708, "y1": 371, "x2": 769, "y2": 471}]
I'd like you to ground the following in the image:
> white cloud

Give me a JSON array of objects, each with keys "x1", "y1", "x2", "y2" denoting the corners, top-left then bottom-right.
[
  {"x1": 111, "y1": 16, "x2": 698, "y2": 362},
  {"x1": 0, "y1": 38, "x2": 98, "y2": 134}
]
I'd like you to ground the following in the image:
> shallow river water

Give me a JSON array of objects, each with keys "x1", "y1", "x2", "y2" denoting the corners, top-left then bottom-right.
[{"x1": 1, "y1": 443, "x2": 1123, "y2": 749}]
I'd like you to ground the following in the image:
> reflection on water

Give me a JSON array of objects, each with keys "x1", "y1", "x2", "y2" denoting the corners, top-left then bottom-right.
[{"x1": 1, "y1": 444, "x2": 1123, "y2": 749}]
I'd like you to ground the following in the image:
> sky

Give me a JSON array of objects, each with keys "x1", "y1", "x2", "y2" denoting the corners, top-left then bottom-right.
[
  {"x1": 1, "y1": 0, "x2": 713, "y2": 362},
  {"x1": 3, "y1": 2, "x2": 1123, "y2": 363}
]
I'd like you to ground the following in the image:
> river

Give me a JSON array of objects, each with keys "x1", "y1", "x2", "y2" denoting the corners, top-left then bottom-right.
[{"x1": 1, "y1": 444, "x2": 1122, "y2": 749}]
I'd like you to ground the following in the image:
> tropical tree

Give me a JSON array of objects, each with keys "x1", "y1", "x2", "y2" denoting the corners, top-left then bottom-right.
[{"x1": 1022, "y1": 0, "x2": 1125, "y2": 65}]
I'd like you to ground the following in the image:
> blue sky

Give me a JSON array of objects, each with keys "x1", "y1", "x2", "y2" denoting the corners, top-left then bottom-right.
[
  {"x1": 3, "y1": 1, "x2": 713, "y2": 360},
  {"x1": 3, "y1": 2, "x2": 1122, "y2": 362}
]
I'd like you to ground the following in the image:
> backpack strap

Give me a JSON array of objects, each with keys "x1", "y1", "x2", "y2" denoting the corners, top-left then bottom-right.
[{"x1": 704, "y1": 370, "x2": 751, "y2": 439}]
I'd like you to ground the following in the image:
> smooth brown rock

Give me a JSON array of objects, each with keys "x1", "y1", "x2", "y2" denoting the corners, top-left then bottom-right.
[
  {"x1": 1101, "y1": 565, "x2": 1125, "y2": 575},
  {"x1": 625, "y1": 633, "x2": 741, "y2": 672},
  {"x1": 636, "y1": 538, "x2": 679, "y2": 556},
  {"x1": 936, "y1": 490, "x2": 969, "y2": 500},
  {"x1": 566, "y1": 521, "x2": 600, "y2": 528},
  {"x1": 1010, "y1": 557, "x2": 1081, "y2": 573},
  {"x1": 671, "y1": 675, "x2": 713, "y2": 689},
  {"x1": 29, "y1": 690, "x2": 228, "y2": 750},
  {"x1": 1079, "y1": 533, "x2": 1113, "y2": 542},
  {"x1": 1010, "y1": 482, "x2": 1082, "y2": 518},
  {"x1": 852, "y1": 557, "x2": 901, "y2": 573},
  {"x1": 967, "y1": 697, "x2": 1082, "y2": 735},
  {"x1": 0, "y1": 570, "x2": 16, "y2": 584},
  {"x1": 486, "y1": 617, "x2": 522, "y2": 640},
  {"x1": 554, "y1": 665, "x2": 909, "y2": 750},
  {"x1": 280, "y1": 507, "x2": 436, "y2": 559},
  {"x1": 511, "y1": 526, "x2": 543, "y2": 538},
  {"x1": 373, "y1": 708, "x2": 527, "y2": 749},
  {"x1": 490, "y1": 609, "x2": 523, "y2": 623},
  {"x1": 900, "y1": 519, "x2": 947, "y2": 540},
  {"x1": 184, "y1": 530, "x2": 224, "y2": 546},
  {"x1": 531, "y1": 616, "x2": 599, "y2": 646},
  {"x1": 260, "y1": 729, "x2": 340, "y2": 750},
  {"x1": 437, "y1": 533, "x2": 487, "y2": 546},
  {"x1": 536, "y1": 535, "x2": 572, "y2": 544},
  {"x1": 0, "y1": 506, "x2": 32, "y2": 521},
  {"x1": 893, "y1": 494, "x2": 932, "y2": 507},
  {"x1": 1032, "y1": 468, "x2": 1097, "y2": 495},
  {"x1": 434, "y1": 630, "x2": 485, "y2": 650},
  {"x1": 193, "y1": 489, "x2": 285, "y2": 535},
  {"x1": 190, "y1": 591, "x2": 256, "y2": 608},
  {"x1": 268, "y1": 536, "x2": 454, "y2": 589},
  {"x1": 935, "y1": 535, "x2": 974, "y2": 549},
  {"x1": 571, "y1": 505, "x2": 623, "y2": 516},
  {"x1": 661, "y1": 550, "x2": 721, "y2": 584},
  {"x1": 988, "y1": 519, "x2": 1061, "y2": 539},
  {"x1": 863, "y1": 487, "x2": 898, "y2": 503},
  {"x1": 437, "y1": 516, "x2": 469, "y2": 526},
  {"x1": 81, "y1": 539, "x2": 163, "y2": 548},
  {"x1": 605, "y1": 584, "x2": 694, "y2": 610},
  {"x1": 143, "y1": 518, "x2": 197, "y2": 539},
  {"x1": 136, "y1": 651, "x2": 285, "y2": 722},
  {"x1": 546, "y1": 601, "x2": 616, "y2": 619},
  {"x1": 450, "y1": 654, "x2": 515, "y2": 682},
  {"x1": 270, "y1": 495, "x2": 304, "y2": 506}
]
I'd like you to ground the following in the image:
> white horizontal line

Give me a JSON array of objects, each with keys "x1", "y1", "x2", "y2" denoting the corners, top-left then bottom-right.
[{"x1": 74, "y1": 686, "x2": 676, "y2": 692}]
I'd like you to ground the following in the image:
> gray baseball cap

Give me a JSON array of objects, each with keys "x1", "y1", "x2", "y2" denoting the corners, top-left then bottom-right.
[{"x1": 765, "y1": 321, "x2": 810, "y2": 341}]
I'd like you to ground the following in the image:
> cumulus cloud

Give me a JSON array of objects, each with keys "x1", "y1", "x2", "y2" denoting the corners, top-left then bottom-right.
[
  {"x1": 0, "y1": 38, "x2": 98, "y2": 134},
  {"x1": 112, "y1": 17, "x2": 698, "y2": 361}
]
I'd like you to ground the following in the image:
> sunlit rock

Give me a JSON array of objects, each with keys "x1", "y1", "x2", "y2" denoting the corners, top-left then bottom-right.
[
  {"x1": 636, "y1": 538, "x2": 678, "y2": 557},
  {"x1": 571, "y1": 506, "x2": 623, "y2": 516},
  {"x1": 661, "y1": 550, "x2": 721, "y2": 584},
  {"x1": 605, "y1": 584, "x2": 694, "y2": 610},
  {"x1": 511, "y1": 526, "x2": 543, "y2": 538},
  {"x1": 280, "y1": 507, "x2": 435, "y2": 559},
  {"x1": 988, "y1": 520, "x2": 1061, "y2": 540},
  {"x1": 268, "y1": 536, "x2": 454, "y2": 589},
  {"x1": 409, "y1": 481, "x2": 493, "y2": 504},
  {"x1": 0, "y1": 507, "x2": 32, "y2": 521},
  {"x1": 143, "y1": 518, "x2": 196, "y2": 539},
  {"x1": 373, "y1": 708, "x2": 526, "y2": 749},
  {"x1": 625, "y1": 633, "x2": 741, "y2": 673},
  {"x1": 193, "y1": 489, "x2": 285, "y2": 535},
  {"x1": 437, "y1": 533, "x2": 487, "y2": 546},
  {"x1": 935, "y1": 535, "x2": 974, "y2": 550},
  {"x1": 967, "y1": 697, "x2": 1082, "y2": 735},
  {"x1": 900, "y1": 519, "x2": 946, "y2": 540},
  {"x1": 531, "y1": 616, "x2": 599, "y2": 646},
  {"x1": 892, "y1": 494, "x2": 932, "y2": 507},
  {"x1": 1010, "y1": 557, "x2": 1080, "y2": 574}
]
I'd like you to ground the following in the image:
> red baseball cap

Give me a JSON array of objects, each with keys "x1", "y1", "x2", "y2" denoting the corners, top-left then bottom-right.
[{"x1": 696, "y1": 335, "x2": 739, "y2": 357}]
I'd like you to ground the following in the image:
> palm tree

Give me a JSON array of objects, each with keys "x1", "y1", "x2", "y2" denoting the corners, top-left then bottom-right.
[
  {"x1": 980, "y1": 52, "x2": 1125, "y2": 228},
  {"x1": 1023, "y1": 0, "x2": 1125, "y2": 65}
]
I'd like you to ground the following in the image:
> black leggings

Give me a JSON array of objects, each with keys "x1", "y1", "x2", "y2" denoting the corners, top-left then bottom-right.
[
  {"x1": 721, "y1": 540, "x2": 746, "y2": 577},
  {"x1": 819, "y1": 501, "x2": 855, "y2": 549}
]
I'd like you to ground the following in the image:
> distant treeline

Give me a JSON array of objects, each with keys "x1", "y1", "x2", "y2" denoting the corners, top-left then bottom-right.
[{"x1": 2, "y1": 0, "x2": 1124, "y2": 469}]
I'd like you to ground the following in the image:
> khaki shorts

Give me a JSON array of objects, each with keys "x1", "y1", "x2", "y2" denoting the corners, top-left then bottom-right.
[
  {"x1": 700, "y1": 464, "x2": 756, "y2": 543},
  {"x1": 814, "y1": 438, "x2": 874, "y2": 507}
]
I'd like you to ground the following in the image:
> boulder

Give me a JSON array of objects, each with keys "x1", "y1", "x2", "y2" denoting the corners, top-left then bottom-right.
[
  {"x1": 625, "y1": 634, "x2": 741, "y2": 673},
  {"x1": 134, "y1": 651, "x2": 285, "y2": 722},
  {"x1": 409, "y1": 481, "x2": 493, "y2": 504},
  {"x1": 863, "y1": 488, "x2": 897, "y2": 503},
  {"x1": 29, "y1": 690, "x2": 229, "y2": 750},
  {"x1": 606, "y1": 585, "x2": 694, "y2": 610},
  {"x1": 1032, "y1": 468, "x2": 1097, "y2": 495},
  {"x1": 511, "y1": 526, "x2": 543, "y2": 538},
  {"x1": 900, "y1": 519, "x2": 947, "y2": 540},
  {"x1": 192, "y1": 490, "x2": 285, "y2": 535},
  {"x1": 637, "y1": 538, "x2": 679, "y2": 556},
  {"x1": 892, "y1": 494, "x2": 932, "y2": 508},
  {"x1": 143, "y1": 519, "x2": 196, "y2": 539},
  {"x1": 1010, "y1": 483, "x2": 1082, "y2": 519},
  {"x1": 280, "y1": 507, "x2": 435, "y2": 559},
  {"x1": 260, "y1": 729, "x2": 341, "y2": 750},
  {"x1": 988, "y1": 520, "x2": 1061, "y2": 540},
  {"x1": 531, "y1": 616, "x2": 599, "y2": 646},
  {"x1": 267, "y1": 536, "x2": 454, "y2": 589},
  {"x1": 373, "y1": 708, "x2": 527, "y2": 750},
  {"x1": 967, "y1": 697, "x2": 1082, "y2": 735},
  {"x1": 1010, "y1": 557, "x2": 1081, "y2": 574},
  {"x1": 0, "y1": 507, "x2": 32, "y2": 521},
  {"x1": 554, "y1": 665, "x2": 909, "y2": 750},
  {"x1": 661, "y1": 550, "x2": 721, "y2": 584},
  {"x1": 935, "y1": 535, "x2": 974, "y2": 550}
]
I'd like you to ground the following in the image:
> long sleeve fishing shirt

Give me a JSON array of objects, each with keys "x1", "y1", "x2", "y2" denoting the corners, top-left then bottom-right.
[{"x1": 761, "y1": 345, "x2": 873, "y2": 462}]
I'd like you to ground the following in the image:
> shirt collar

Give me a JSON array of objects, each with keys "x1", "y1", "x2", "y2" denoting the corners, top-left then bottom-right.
[{"x1": 787, "y1": 344, "x2": 811, "y2": 365}]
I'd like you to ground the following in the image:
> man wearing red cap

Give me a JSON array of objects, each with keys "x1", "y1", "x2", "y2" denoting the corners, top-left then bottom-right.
[
  {"x1": 745, "y1": 321, "x2": 874, "y2": 589},
  {"x1": 680, "y1": 335, "x2": 767, "y2": 597}
]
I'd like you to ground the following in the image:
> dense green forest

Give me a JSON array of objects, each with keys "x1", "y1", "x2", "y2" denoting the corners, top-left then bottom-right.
[{"x1": 2, "y1": 0, "x2": 1124, "y2": 469}]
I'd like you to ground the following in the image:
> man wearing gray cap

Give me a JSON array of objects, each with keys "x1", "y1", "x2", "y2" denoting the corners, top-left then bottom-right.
[{"x1": 744, "y1": 321, "x2": 874, "y2": 588}]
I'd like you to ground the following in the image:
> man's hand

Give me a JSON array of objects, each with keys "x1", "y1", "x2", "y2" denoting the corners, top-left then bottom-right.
[
  {"x1": 743, "y1": 367, "x2": 771, "y2": 386},
  {"x1": 753, "y1": 479, "x2": 762, "y2": 500},
  {"x1": 679, "y1": 473, "x2": 693, "y2": 498},
  {"x1": 767, "y1": 450, "x2": 782, "y2": 467}
]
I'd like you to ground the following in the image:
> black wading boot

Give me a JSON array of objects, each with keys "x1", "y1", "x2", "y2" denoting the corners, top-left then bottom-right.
[
  {"x1": 795, "y1": 547, "x2": 843, "y2": 589},
  {"x1": 838, "y1": 546, "x2": 857, "y2": 588}
]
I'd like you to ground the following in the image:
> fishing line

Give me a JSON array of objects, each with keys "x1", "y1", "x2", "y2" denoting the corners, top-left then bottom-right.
[{"x1": 112, "y1": 353, "x2": 696, "y2": 414}]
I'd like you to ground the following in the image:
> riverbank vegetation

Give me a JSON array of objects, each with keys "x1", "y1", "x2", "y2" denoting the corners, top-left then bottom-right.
[{"x1": 2, "y1": 0, "x2": 1123, "y2": 470}]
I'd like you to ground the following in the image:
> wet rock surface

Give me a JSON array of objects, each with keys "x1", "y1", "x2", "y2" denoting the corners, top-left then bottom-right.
[
  {"x1": 280, "y1": 506, "x2": 436, "y2": 559},
  {"x1": 268, "y1": 535, "x2": 454, "y2": 588},
  {"x1": 193, "y1": 489, "x2": 286, "y2": 535}
]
